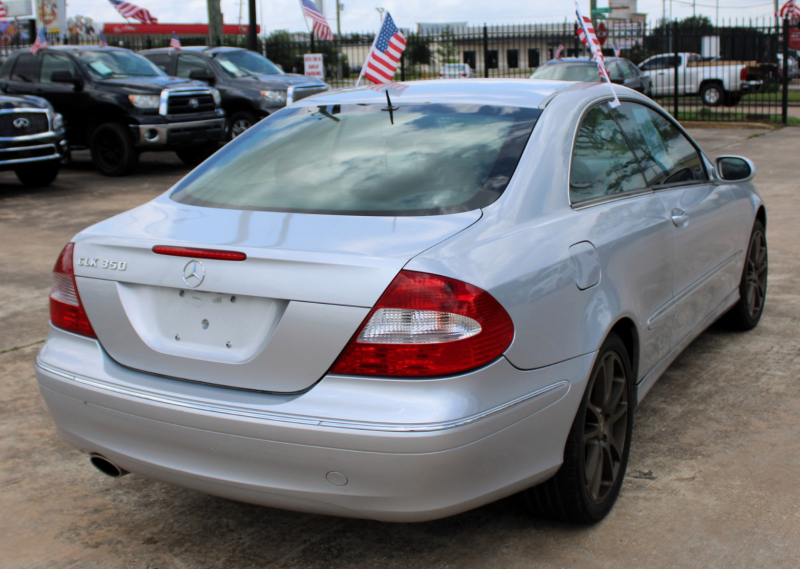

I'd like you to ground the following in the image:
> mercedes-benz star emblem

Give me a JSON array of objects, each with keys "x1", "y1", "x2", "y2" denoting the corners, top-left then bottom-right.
[
  {"x1": 13, "y1": 118, "x2": 30, "y2": 129},
  {"x1": 189, "y1": 98, "x2": 199, "y2": 108},
  {"x1": 182, "y1": 260, "x2": 205, "y2": 288}
]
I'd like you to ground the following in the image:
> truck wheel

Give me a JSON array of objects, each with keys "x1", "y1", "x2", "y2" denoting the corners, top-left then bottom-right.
[
  {"x1": 524, "y1": 333, "x2": 634, "y2": 524},
  {"x1": 228, "y1": 111, "x2": 256, "y2": 139},
  {"x1": 90, "y1": 123, "x2": 138, "y2": 177},
  {"x1": 700, "y1": 82, "x2": 724, "y2": 106},
  {"x1": 175, "y1": 143, "x2": 219, "y2": 167},
  {"x1": 718, "y1": 220, "x2": 767, "y2": 331},
  {"x1": 15, "y1": 162, "x2": 60, "y2": 187}
]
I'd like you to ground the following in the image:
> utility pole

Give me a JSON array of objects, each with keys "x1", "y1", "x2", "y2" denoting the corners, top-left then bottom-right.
[
  {"x1": 207, "y1": 0, "x2": 223, "y2": 46},
  {"x1": 248, "y1": 0, "x2": 257, "y2": 51},
  {"x1": 336, "y1": 2, "x2": 342, "y2": 37},
  {"x1": 590, "y1": 0, "x2": 597, "y2": 26}
]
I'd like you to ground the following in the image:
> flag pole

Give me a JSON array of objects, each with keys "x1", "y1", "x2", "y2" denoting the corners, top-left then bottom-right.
[
  {"x1": 575, "y1": 1, "x2": 619, "y2": 107},
  {"x1": 355, "y1": 9, "x2": 384, "y2": 87}
]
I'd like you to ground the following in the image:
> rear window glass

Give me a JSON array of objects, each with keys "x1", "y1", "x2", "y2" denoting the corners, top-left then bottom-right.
[{"x1": 171, "y1": 103, "x2": 539, "y2": 216}]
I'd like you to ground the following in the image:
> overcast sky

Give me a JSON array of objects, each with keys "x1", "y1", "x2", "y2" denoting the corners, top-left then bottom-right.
[{"x1": 66, "y1": 0, "x2": 782, "y2": 34}]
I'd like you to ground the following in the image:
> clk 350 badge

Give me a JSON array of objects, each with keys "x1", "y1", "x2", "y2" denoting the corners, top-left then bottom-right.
[{"x1": 78, "y1": 257, "x2": 127, "y2": 271}]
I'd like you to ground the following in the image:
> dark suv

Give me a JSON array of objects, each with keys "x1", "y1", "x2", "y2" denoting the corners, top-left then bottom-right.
[
  {"x1": 0, "y1": 93, "x2": 68, "y2": 186},
  {"x1": 142, "y1": 47, "x2": 329, "y2": 138},
  {"x1": 0, "y1": 46, "x2": 226, "y2": 176}
]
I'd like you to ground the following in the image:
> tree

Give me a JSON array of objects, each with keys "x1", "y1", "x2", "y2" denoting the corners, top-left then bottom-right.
[
  {"x1": 406, "y1": 33, "x2": 432, "y2": 66},
  {"x1": 435, "y1": 26, "x2": 460, "y2": 65}
]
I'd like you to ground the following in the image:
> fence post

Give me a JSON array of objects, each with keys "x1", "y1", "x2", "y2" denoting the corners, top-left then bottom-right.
[
  {"x1": 673, "y1": 22, "x2": 679, "y2": 119},
  {"x1": 483, "y1": 24, "x2": 489, "y2": 78},
  {"x1": 400, "y1": 52, "x2": 405, "y2": 81},
  {"x1": 782, "y1": 18, "x2": 789, "y2": 125}
]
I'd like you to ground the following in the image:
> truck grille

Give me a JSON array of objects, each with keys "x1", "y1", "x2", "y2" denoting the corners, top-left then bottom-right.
[
  {"x1": 291, "y1": 85, "x2": 328, "y2": 102},
  {"x1": 0, "y1": 112, "x2": 49, "y2": 137},
  {"x1": 167, "y1": 93, "x2": 216, "y2": 115}
]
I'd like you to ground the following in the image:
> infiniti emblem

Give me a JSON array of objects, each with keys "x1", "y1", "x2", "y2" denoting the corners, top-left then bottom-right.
[
  {"x1": 189, "y1": 98, "x2": 199, "y2": 108},
  {"x1": 182, "y1": 260, "x2": 205, "y2": 288},
  {"x1": 13, "y1": 117, "x2": 30, "y2": 129}
]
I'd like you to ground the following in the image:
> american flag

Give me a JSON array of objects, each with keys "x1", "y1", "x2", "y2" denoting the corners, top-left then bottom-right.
[
  {"x1": 0, "y1": 2, "x2": 7, "y2": 24},
  {"x1": 361, "y1": 12, "x2": 407, "y2": 85},
  {"x1": 613, "y1": 43, "x2": 621, "y2": 58},
  {"x1": 778, "y1": 0, "x2": 800, "y2": 18},
  {"x1": 366, "y1": 82, "x2": 409, "y2": 93},
  {"x1": 575, "y1": 3, "x2": 619, "y2": 107},
  {"x1": 300, "y1": 0, "x2": 333, "y2": 41},
  {"x1": 99, "y1": 32, "x2": 108, "y2": 47},
  {"x1": 554, "y1": 44, "x2": 564, "y2": 59},
  {"x1": 170, "y1": 32, "x2": 181, "y2": 50},
  {"x1": 107, "y1": 0, "x2": 158, "y2": 25},
  {"x1": 31, "y1": 28, "x2": 47, "y2": 54}
]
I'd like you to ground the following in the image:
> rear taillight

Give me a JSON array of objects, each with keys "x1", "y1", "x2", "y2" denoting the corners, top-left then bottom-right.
[
  {"x1": 330, "y1": 270, "x2": 514, "y2": 378},
  {"x1": 50, "y1": 243, "x2": 96, "y2": 338},
  {"x1": 740, "y1": 67, "x2": 748, "y2": 81},
  {"x1": 461, "y1": 72, "x2": 467, "y2": 77}
]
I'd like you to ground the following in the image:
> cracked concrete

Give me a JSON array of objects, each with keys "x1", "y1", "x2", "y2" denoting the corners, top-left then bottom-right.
[{"x1": 1, "y1": 129, "x2": 799, "y2": 568}]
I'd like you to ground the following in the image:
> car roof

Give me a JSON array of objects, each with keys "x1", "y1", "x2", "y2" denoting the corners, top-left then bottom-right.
[
  {"x1": 11, "y1": 45, "x2": 130, "y2": 54},
  {"x1": 544, "y1": 57, "x2": 628, "y2": 66},
  {"x1": 141, "y1": 46, "x2": 244, "y2": 55},
  {"x1": 295, "y1": 78, "x2": 586, "y2": 109}
]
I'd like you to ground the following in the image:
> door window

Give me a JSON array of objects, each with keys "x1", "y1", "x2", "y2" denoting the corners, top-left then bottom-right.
[
  {"x1": 640, "y1": 56, "x2": 678, "y2": 71},
  {"x1": 621, "y1": 62, "x2": 639, "y2": 79},
  {"x1": 570, "y1": 104, "x2": 647, "y2": 205},
  {"x1": 40, "y1": 54, "x2": 79, "y2": 83},
  {"x1": 606, "y1": 62, "x2": 623, "y2": 81},
  {"x1": 612, "y1": 102, "x2": 707, "y2": 186},
  {"x1": 146, "y1": 53, "x2": 171, "y2": 72},
  {"x1": 176, "y1": 55, "x2": 211, "y2": 78},
  {"x1": 11, "y1": 54, "x2": 38, "y2": 82}
]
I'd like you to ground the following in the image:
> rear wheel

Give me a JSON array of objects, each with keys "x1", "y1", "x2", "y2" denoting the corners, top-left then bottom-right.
[
  {"x1": 718, "y1": 219, "x2": 767, "y2": 331},
  {"x1": 15, "y1": 161, "x2": 59, "y2": 187},
  {"x1": 524, "y1": 333, "x2": 633, "y2": 524},
  {"x1": 90, "y1": 122, "x2": 138, "y2": 177},
  {"x1": 175, "y1": 143, "x2": 219, "y2": 167},
  {"x1": 701, "y1": 82, "x2": 724, "y2": 106}
]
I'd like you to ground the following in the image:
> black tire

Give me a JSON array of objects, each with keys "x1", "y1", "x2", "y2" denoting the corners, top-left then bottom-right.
[
  {"x1": 700, "y1": 82, "x2": 724, "y2": 107},
  {"x1": 718, "y1": 219, "x2": 767, "y2": 331},
  {"x1": 90, "y1": 122, "x2": 138, "y2": 177},
  {"x1": 524, "y1": 333, "x2": 634, "y2": 524},
  {"x1": 228, "y1": 111, "x2": 256, "y2": 140},
  {"x1": 724, "y1": 93, "x2": 742, "y2": 107},
  {"x1": 175, "y1": 143, "x2": 219, "y2": 167},
  {"x1": 14, "y1": 162, "x2": 59, "y2": 187}
]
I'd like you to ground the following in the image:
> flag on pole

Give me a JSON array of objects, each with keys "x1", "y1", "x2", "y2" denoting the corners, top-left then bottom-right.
[
  {"x1": 108, "y1": 0, "x2": 158, "y2": 24},
  {"x1": 613, "y1": 43, "x2": 621, "y2": 58},
  {"x1": 575, "y1": 2, "x2": 619, "y2": 107},
  {"x1": 0, "y1": 2, "x2": 8, "y2": 24},
  {"x1": 31, "y1": 28, "x2": 47, "y2": 54},
  {"x1": 359, "y1": 12, "x2": 407, "y2": 85},
  {"x1": 99, "y1": 32, "x2": 108, "y2": 47},
  {"x1": 170, "y1": 32, "x2": 181, "y2": 50},
  {"x1": 777, "y1": 0, "x2": 800, "y2": 18},
  {"x1": 300, "y1": 0, "x2": 334, "y2": 41},
  {"x1": 555, "y1": 44, "x2": 564, "y2": 59}
]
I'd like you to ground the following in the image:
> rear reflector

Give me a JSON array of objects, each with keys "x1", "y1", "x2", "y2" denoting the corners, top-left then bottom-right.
[
  {"x1": 330, "y1": 270, "x2": 514, "y2": 378},
  {"x1": 50, "y1": 243, "x2": 96, "y2": 338},
  {"x1": 152, "y1": 246, "x2": 247, "y2": 261}
]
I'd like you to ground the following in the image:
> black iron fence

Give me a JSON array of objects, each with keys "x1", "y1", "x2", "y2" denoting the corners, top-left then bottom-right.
[{"x1": 3, "y1": 18, "x2": 798, "y2": 124}]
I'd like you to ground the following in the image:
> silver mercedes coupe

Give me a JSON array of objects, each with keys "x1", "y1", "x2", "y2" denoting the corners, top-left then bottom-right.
[{"x1": 36, "y1": 79, "x2": 767, "y2": 524}]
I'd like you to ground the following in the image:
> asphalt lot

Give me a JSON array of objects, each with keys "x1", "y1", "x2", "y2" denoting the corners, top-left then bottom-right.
[{"x1": 2, "y1": 128, "x2": 799, "y2": 569}]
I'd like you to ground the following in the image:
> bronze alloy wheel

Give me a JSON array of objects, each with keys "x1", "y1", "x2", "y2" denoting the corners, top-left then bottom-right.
[
  {"x1": 582, "y1": 352, "x2": 629, "y2": 504},
  {"x1": 744, "y1": 228, "x2": 768, "y2": 321}
]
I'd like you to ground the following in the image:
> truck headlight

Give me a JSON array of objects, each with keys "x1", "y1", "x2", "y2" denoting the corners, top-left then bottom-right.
[
  {"x1": 52, "y1": 113, "x2": 64, "y2": 131},
  {"x1": 210, "y1": 88, "x2": 221, "y2": 106},
  {"x1": 128, "y1": 94, "x2": 160, "y2": 109},
  {"x1": 260, "y1": 90, "x2": 287, "y2": 105}
]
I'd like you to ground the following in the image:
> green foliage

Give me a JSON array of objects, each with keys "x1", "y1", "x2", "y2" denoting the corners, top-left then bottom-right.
[
  {"x1": 435, "y1": 27, "x2": 460, "y2": 65},
  {"x1": 406, "y1": 34, "x2": 432, "y2": 66}
]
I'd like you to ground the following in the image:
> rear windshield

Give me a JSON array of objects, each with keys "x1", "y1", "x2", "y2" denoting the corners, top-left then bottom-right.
[
  {"x1": 531, "y1": 64, "x2": 599, "y2": 82},
  {"x1": 171, "y1": 103, "x2": 539, "y2": 216}
]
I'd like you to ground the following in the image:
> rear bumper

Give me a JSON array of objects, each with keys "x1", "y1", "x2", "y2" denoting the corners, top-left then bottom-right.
[{"x1": 35, "y1": 325, "x2": 594, "y2": 522}]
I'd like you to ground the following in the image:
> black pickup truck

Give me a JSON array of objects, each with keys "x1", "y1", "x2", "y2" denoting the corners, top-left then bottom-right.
[
  {"x1": 0, "y1": 93, "x2": 68, "y2": 186},
  {"x1": 0, "y1": 46, "x2": 226, "y2": 176}
]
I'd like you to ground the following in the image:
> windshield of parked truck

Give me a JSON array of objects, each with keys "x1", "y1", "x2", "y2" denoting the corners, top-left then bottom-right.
[
  {"x1": 171, "y1": 103, "x2": 540, "y2": 216},
  {"x1": 213, "y1": 51, "x2": 283, "y2": 77},
  {"x1": 77, "y1": 50, "x2": 167, "y2": 79}
]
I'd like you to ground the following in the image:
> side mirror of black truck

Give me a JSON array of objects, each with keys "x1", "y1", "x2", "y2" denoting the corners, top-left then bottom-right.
[
  {"x1": 189, "y1": 69, "x2": 216, "y2": 85},
  {"x1": 51, "y1": 70, "x2": 84, "y2": 90}
]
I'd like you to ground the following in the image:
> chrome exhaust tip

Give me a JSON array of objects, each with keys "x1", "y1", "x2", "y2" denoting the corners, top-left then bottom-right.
[{"x1": 89, "y1": 453, "x2": 129, "y2": 478}]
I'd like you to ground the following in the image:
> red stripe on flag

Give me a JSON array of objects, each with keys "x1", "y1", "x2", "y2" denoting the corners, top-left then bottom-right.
[{"x1": 367, "y1": 61, "x2": 394, "y2": 81}]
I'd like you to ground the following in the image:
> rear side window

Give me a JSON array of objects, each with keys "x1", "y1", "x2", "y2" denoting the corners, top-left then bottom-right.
[
  {"x1": 172, "y1": 103, "x2": 540, "y2": 216},
  {"x1": 612, "y1": 102, "x2": 707, "y2": 186},
  {"x1": 570, "y1": 105, "x2": 646, "y2": 205},
  {"x1": 11, "y1": 54, "x2": 38, "y2": 82}
]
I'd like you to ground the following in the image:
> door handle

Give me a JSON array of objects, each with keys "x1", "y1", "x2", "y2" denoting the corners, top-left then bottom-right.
[{"x1": 671, "y1": 208, "x2": 689, "y2": 227}]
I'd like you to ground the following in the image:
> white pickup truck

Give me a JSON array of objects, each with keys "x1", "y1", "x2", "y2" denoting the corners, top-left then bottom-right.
[{"x1": 638, "y1": 52, "x2": 757, "y2": 106}]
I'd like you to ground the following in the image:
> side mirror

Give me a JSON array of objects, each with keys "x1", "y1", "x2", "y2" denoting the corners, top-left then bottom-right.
[
  {"x1": 189, "y1": 69, "x2": 216, "y2": 85},
  {"x1": 51, "y1": 70, "x2": 83, "y2": 90},
  {"x1": 715, "y1": 156, "x2": 756, "y2": 183}
]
